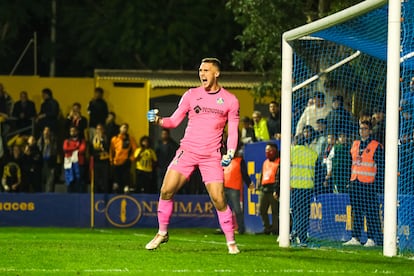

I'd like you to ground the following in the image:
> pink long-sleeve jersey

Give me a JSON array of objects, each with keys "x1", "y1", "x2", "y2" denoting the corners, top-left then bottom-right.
[{"x1": 161, "y1": 86, "x2": 239, "y2": 155}]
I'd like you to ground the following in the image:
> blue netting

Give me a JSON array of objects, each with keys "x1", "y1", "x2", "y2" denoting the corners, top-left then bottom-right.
[
  {"x1": 314, "y1": 6, "x2": 388, "y2": 61},
  {"x1": 289, "y1": 1, "x2": 414, "y2": 254},
  {"x1": 398, "y1": 0, "x2": 414, "y2": 254}
]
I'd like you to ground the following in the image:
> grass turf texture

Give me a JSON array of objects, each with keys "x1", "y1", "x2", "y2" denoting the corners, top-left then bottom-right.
[{"x1": 0, "y1": 227, "x2": 413, "y2": 275}]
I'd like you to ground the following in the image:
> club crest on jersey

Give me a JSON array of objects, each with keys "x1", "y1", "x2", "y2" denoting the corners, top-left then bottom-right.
[
  {"x1": 194, "y1": 105, "x2": 201, "y2": 113},
  {"x1": 216, "y1": 98, "x2": 224, "y2": 105}
]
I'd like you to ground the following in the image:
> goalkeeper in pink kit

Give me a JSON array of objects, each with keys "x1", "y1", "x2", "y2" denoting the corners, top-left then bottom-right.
[{"x1": 146, "y1": 57, "x2": 240, "y2": 254}]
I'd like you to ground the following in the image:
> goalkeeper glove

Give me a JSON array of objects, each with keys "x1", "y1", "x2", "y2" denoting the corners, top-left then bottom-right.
[
  {"x1": 221, "y1": 149, "x2": 235, "y2": 167},
  {"x1": 147, "y1": 109, "x2": 159, "y2": 123}
]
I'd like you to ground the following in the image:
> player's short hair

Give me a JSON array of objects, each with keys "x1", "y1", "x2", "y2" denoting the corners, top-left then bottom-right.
[{"x1": 201, "y1": 57, "x2": 221, "y2": 71}]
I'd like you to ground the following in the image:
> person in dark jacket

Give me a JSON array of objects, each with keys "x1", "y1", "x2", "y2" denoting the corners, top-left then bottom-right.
[
  {"x1": 326, "y1": 95, "x2": 354, "y2": 137},
  {"x1": 37, "y1": 126, "x2": 58, "y2": 192},
  {"x1": 22, "y1": 135, "x2": 42, "y2": 192},
  {"x1": 36, "y1": 88, "x2": 60, "y2": 134},
  {"x1": 267, "y1": 101, "x2": 281, "y2": 140},
  {"x1": 155, "y1": 129, "x2": 179, "y2": 191},
  {"x1": 12, "y1": 91, "x2": 37, "y2": 135},
  {"x1": 87, "y1": 87, "x2": 109, "y2": 139},
  {"x1": 105, "y1": 111, "x2": 120, "y2": 140}
]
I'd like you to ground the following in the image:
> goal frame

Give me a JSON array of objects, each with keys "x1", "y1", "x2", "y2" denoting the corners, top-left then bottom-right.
[{"x1": 279, "y1": 0, "x2": 400, "y2": 257}]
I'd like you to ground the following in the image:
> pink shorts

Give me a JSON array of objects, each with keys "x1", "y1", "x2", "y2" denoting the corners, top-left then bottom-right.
[{"x1": 168, "y1": 148, "x2": 224, "y2": 184}]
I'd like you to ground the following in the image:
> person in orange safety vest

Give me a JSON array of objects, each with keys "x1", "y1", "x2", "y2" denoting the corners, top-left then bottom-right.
[
  {"x1": 223, "y1": 148, "x2": 254, "y2": 234},
  {"x1": 343, "y1": 120, "x2": 384, "y2": 247},
  {"x1": 258, "y1": 142, "x2": 280, "y2": 235}
]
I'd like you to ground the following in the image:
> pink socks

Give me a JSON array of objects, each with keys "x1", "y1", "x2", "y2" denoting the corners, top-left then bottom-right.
[
  {"x1": 158, "y1": 199, "x2": 235, "y2": 244},
  {"x1": 158, "y1": 199, "x2": 173, "y2": 234},
  {"x1": 217, "y1": 205, "x2": 235, "y2": 244}
]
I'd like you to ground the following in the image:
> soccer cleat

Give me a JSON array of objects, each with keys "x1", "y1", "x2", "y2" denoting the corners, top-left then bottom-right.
[
  {"x1": 364, "y1": 238, "x2": 376, "y2": 247},
  {"x1": 145, "y1": 233, "x2": 169, "y2": 250},
  {"x1": 227, "y1": 242, "x2": 240, "y2": 255},
  {"x1": 343, "y1": 237, "x2": 361, "y2": 246}
]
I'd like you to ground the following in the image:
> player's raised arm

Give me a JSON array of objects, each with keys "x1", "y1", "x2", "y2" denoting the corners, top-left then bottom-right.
[{"x1": 147, "y1": 91, "x2": 191, "y2": 128}]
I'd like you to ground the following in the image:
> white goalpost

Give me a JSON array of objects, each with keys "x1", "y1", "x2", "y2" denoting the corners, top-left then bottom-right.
[{"x1": 280, "y1": 0, "x2": 401, "y2": 257}]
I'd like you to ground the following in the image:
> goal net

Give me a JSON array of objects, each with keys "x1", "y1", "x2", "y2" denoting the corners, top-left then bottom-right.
[{"x1": 280, "y1": 0, "x2": 414, "y2": 254}]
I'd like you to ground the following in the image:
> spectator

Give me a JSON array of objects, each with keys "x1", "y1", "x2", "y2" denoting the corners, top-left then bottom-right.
[
  {"x1": 240, "y1": 116, "x2": 256, "y2": 144},
  {"x1": 398, "y1": 128, "x2": 414, "y2": 196},
  {"x1": 134, "y1": 135, "x2": 157, "y2": 193},
  {"x1": 401, "y1": 76, "x2": 414, "y2": 104},
  {"x1": 0, "y1": 83, "x2": 14, "y2": 138},
  {"x1": 90, "y1": 124, "x2": 110, "y2": 193},
  {"x1": 326, "y1": 95, "x2": 354, "y2": 137},
  {"x1": 314, "y1": 118, "x2": 328, "y2": 157},
  {"x1": 11, "y1": 91, "x2": 37, "y2": 135},
  {"x1": 87, "y1": 87, "x2": 109, "y2": 139},
  {"x1": 2, "y1": 145, "x2": 23, "y2": 193},
  {"x1": 37, "y1": 88, "x2": 60, "y2": 134},
  {"x1": 258, "y1": 143, "x2": 280, "y2": 235},
  {"x1": 252, "y1": 110, "x2": 270, "y2": 141},
  {"x1": 65, "y1": 102, "x2": 88, "y2": 140},
  {"x1": 317, "y1": 133, "x2": 336, "y2": 194},
  {"x1": 327, "y1": 132, "x2": 352, "y2": 194},
  {"x1": 155, "y1": 129, "x2": 179, "y2": 192},
  {"x1": 295, "y1": 91, "x2": 331, "y2": 136},
  {"x1": 63, "y1": 126, "x2": 87, "y2": 193},
  {"x1": 105, "y1": 111, "x2": 120, "y2": 140},
  {"x1": 7, "y1": 133, "x2": 28, "y2": 148},
  {"x1": 22, "y1": 135, "x2": 42, "y2": 192},
  {"x1": 290, "y1": 135, "x2": 319, "y2": 246},
  {"x1": 400, "y1": 100, "x2": 414, "y2": 140},
  {"x1": 343, "y1": 120, "x2": 384, "y2": 247},
  {"x1": 223, "y1": 148, "x2": 254, "y2": 234},
  {"x1": 267, "y1": 101, "x2": 281, "y2": 140},
  {"x1": 371, "y1": 105, "x2": 385, "y2": 146},
  {"x1": 109, "y1": 123, "x2": 137, "y2": 194},
  {"x1": 37, "y1": 126, "x2": 58, "y2": 192},
  {"x1": 301, "y1": 125, "x2": 318, "y2": 154}
]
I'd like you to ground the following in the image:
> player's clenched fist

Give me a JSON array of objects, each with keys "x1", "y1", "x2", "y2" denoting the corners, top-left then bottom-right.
[
  {"x1": 221, "y1": 149, "x2": 235, "y2": 167},
  {"x1": 147, "y1": 109, "x2": 159, "y2": 123}
]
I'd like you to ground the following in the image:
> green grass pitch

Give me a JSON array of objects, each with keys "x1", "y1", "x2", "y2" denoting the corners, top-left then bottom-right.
[{"x1": 0, "y1": 227, "x2": 413, "y2": 275}]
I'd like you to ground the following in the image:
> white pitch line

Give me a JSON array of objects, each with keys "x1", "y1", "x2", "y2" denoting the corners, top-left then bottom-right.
[
  {"x1": 0, "y1": 267, "x2": 397, "y2": 274},
  {"x1": 0, "y1": 268, "x2": 137, "y2": 273},
  {"x1": 132, "y1": 233, "x2": 245, "y2": 246}
]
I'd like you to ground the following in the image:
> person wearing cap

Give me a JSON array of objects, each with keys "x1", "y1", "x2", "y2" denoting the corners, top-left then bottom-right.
[
  {"x1": 295, "y1": 91, "x2": 331, "y2": 136},
  {"x1": 326, "y1": 95, "x2": 355, "y2": 138}
]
